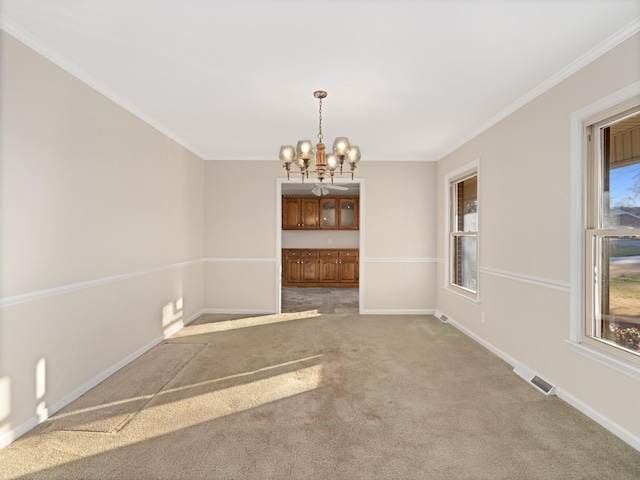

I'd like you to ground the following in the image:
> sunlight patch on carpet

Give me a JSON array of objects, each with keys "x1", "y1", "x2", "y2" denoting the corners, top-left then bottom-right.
[
  {"x1": 172, "y1": 310, "x2": 321, "y2": 337},
  {"x1": 124, "y1": 364, "x2": 323, "y2": 437},
  {"x1": 45, "y1": 343, "x2": 205, "y2": 433}
]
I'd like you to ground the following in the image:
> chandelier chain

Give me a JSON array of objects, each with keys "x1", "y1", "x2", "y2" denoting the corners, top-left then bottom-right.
[{"x1": 318, "y1": 97, "x2": 323, "y2": 142}]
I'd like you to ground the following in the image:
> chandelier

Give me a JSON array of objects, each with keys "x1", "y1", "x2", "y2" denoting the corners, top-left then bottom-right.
[{"x1": 279, "y1": 90, "x2": 361, "y2": 183}]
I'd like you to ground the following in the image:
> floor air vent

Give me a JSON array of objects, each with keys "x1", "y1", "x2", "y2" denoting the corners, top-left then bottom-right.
[
  {"x1": 514, "y1": 364, "x2": 556, "y2": 396},
  {"x1": 436, "y1": 312, "x2": 448, "y2": 323}
]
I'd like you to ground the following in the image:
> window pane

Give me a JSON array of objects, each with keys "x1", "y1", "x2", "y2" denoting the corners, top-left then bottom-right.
[
  {"x1": 602, "y1": 113, "x2": 640, "y2": 229},
  {"x1": 594, "y1": 235, "x2": 640, "y2": 353},
  {"x1": 453, "y1": 235, "x2": 477, "y2": 292},
  {"x1": 455, "y1": 176, "x2": 478, "y2": 232}
]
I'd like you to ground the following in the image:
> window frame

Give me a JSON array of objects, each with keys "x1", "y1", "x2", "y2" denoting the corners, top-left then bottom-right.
[
  {"x1": 569, "y1": 82, "x2": 640, "y2": 378},
  {"x1": 444, "y1": 160, "x2": 480, "y2": 303},
  {"x1": 584, "y1": 106, "x2": 640, "y2": 360}
]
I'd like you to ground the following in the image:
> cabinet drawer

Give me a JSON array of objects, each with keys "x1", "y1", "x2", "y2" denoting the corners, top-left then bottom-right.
[
  {"x1": 301, "y1": 249, "x2": 319, "y2": 258},
  {"x1": 339, "y1": 249, "x2": 359, "y2": 258}
]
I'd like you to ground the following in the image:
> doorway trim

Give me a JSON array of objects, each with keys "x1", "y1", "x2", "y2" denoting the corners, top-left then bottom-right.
[{"x1": 275, "y1": 177, "x2": 365, "y2": 314}]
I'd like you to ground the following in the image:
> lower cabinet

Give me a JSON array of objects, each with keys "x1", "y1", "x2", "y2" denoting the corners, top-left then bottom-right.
[{"x1": 283, "y1": 249, "x2": 359, "y2": 287}]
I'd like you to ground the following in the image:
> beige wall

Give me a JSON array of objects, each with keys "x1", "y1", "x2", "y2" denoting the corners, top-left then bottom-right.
[
  {"x1": 363, "y1": 162, "x2": 437, "y2": 312},
  {"x1": 204, "y1": 161, "x2": 281, "y2": 312},
  {"x1": 282, "y1": 231, "x2": 360, "y2": 249},
  {"x1": 0, "y1": 31, "x2": 205, "y2": 444},
  {"x1": 436, "y1": 33, "x2": 640, "y2": 444},
  {"x1": 204, "y1": 160, "x2": 437, "y2": 314}
]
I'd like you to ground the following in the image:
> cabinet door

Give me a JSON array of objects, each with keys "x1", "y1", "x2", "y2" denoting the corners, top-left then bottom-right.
[
  {"x1": 339, "y1": 198, "x2": 358, "y2": 229},
  {"x1": 300, "y1": 250, "x2": 319, "y2": 282},
  {"x1": 339, "y1": 250, "x2": 359, "y2": 283},
  {"x1": 319, "y1": 250, "x2": 339, "y2": 282},
  {"x1": 300, "y1": 198, "x2": 319, "y2": 229},
  {"x1": 283, "y1": 198, "x2": 301, "y2": 229},
  {"x1": 284, "y1": 250, "x2": 302, "y2": 284},
  {"x1": 319, "y1": 198, "x2": 337, "y2": 229}
]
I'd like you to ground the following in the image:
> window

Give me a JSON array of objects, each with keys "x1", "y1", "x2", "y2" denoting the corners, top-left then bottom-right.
[
  {"x1": 585, "y1": 106, "x2": 640, "y2": 357},
  {"x1": 449, "y1": 171, "x2": 478, "y2": 296}
]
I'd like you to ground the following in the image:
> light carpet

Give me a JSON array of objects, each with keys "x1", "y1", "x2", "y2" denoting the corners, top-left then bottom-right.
[{"x1": 0, "y1": 313, "x2": 639, "y2": 479}]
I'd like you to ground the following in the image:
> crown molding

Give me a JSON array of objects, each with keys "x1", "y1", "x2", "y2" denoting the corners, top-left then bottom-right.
[
  {"x1": 436, "y1": 17, "x2": 640, "y2": 160},
  {"x1": 0, "y1": 18, "x2": 208, "y2": 160}
]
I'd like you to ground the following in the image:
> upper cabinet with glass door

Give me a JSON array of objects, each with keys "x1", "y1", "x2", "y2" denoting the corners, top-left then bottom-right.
[
  {"x1": 320, "y1": 198, "x2": 337, "y2": 229},
  {"x1": 338, "y1": 198, "x2": 359, "y2": 230}
]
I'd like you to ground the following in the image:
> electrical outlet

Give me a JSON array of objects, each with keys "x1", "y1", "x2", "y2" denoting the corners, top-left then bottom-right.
[{"x1": 481, "y1": 312, "x2": 486, "y2": 324}]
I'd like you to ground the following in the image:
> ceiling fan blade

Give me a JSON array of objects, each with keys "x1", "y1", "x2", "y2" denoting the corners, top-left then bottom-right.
[{"x1": 310, "y1": 184, "x2": 350, "y2": 196}]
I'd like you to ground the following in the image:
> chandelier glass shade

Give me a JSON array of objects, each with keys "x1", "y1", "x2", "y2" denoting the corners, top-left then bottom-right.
[{"x1": 280, "y1": 91, "x2": 361, "y2": 183}]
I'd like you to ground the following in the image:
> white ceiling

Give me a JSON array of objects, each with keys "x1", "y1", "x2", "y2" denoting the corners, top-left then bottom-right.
[{"x1": 1, "y1": 0, "x2": 639, "y2": 162}]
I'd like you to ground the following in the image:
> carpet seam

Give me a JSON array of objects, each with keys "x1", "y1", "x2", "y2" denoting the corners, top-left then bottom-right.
[{"x1": 114, "y1": 343, "x2": 209, "y2": 432}]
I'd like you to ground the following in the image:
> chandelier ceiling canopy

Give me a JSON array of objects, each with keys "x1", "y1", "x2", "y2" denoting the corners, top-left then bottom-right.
[{"x1": 280, "y1": 91, "x2": 361, "y2": 184}]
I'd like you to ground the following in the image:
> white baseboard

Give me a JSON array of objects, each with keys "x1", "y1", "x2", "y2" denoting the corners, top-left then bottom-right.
[
  {"x1": 438, "y1": 309, "x2": 640, "y2": 453},
  {"x1": 0, "y1": 308, "x2": 205, "y2": 450},
  {"x1": 556, "y1": 387, "x2": 640, "y2": 452},
  {"x1": 202, "y1": 308, "x2": 436, "y2": 316},
  {"x1": 360, "y1": 309, "x2": 436, "y2": 315},
  {"x1": 437, "y1": 310, "x2": 518, "y2": 367},
  {"x1": 202, "y1": 308, "x2": 277, "y2": 315}
]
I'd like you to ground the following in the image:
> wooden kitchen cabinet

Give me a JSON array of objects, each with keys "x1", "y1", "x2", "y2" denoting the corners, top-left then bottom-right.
[
  {"x1": 338, "y1": 249, "x2": 359, "y2": 283},
  {"x1": 283, "y1": 196, "x2": 358, "y2": 230},
  {"x1": 319, "y1": 250, "x2": 339, "y2": 282},
  {"x1": 284, "y1": 249, "x2": 320, "y2": 284},
  {"x1": 283, "y1": 248, "x2": 358, "y2": 287},
  {"x1": 282, "y1": 197, "x2": 319, "y2": 230},
  {"x1": 300, "y1": 249, "x2": 320, "y2": 283},
  {"x1": 284, "y1": 249, "x2": 303, "y2": 283}
]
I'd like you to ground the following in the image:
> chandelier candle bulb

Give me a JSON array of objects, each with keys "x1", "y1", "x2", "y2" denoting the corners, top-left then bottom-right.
[
  {"x1": 333, "y1": 137, "x2": 351, "y2": 155},
  {"x1": 296, "y1": 140, "x2": 313, "y2": 160},
  {"x1": 347, "y1": 146, "x2": 361, "y2": 179},
  {"x1": 347, "y1": 146, "x2": 361, "y2": 164},
  {"x1": 326, "y1": 154, "x2": 338, "y2": 170},
  {"x1": 326, "y1": 154, "x2": 339, "y2": 183},
  {"x1": 279, "y1": 145, "x2": 296, "y2": 179},
  {"x1": 279, "y1": 145, "x2": 295, "y2": 164}
]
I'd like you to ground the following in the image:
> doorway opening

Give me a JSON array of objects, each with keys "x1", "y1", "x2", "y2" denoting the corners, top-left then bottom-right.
[{"x1": 276, "y1": 178, "x2": 364, "y2": 314}]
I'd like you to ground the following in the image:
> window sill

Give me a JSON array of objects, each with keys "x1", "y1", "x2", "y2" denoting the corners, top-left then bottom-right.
[
  {"x1": 566, "y1": 339, "x2": 640, "y2": 382},
  {"x1": 443, "y1": 285, "x2": 480, "y2": 305}
]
